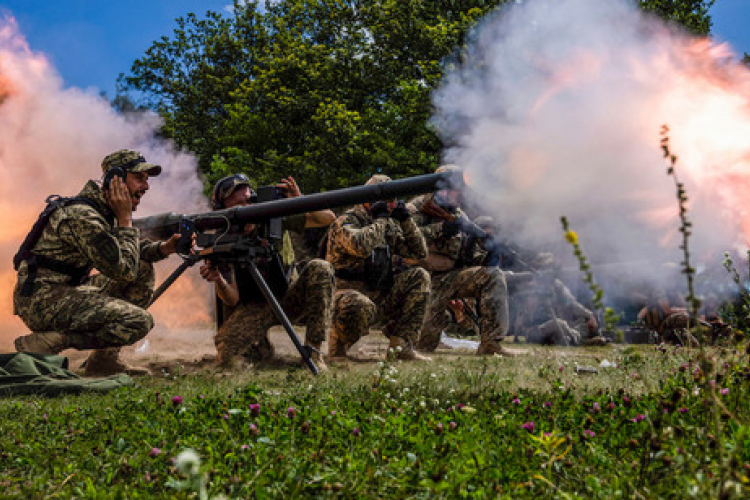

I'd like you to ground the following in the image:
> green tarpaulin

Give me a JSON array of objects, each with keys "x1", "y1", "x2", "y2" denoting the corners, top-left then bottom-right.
[{"x1": 0, "y1": 352, "x2": 133, "y2": 396}]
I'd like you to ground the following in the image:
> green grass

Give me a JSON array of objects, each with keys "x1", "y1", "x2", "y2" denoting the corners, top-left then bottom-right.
[{"x1": 1, "y1": 345, "x2": 749, "y2": 498}]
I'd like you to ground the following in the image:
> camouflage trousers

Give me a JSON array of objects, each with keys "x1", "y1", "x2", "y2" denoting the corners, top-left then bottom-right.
[
  {"x1": 418, "y1": 266, "x2": 509, "y2": 352},
  {"x1": 214, "y1": 259, "x2": 334, "y2": 364},
  {"x1": 525, "y1": 318, "x2": 586, "y2": 346},
  {"x1": 331, "y1": 267, "x2": 431, "y2": 350},
  {"x1": 13, "y1": 262, "x2": 155, "y2": 349}
]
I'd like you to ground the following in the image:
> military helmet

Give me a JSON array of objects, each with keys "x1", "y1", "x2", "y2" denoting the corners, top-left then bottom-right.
[
  {"x1": 211, "y1": 173, "x2": 254, "y2": 210},
  {"x1": 101, "y1": 149, "x2": 162, "y2": 176}
]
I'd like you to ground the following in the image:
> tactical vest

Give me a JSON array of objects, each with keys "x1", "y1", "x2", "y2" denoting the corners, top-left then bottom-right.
[{"x1": 13, "y1": 195, "x2": 112, "y2": 296}]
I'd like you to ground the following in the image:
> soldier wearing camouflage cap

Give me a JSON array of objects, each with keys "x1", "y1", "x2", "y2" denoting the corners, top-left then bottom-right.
[
  {"x1": 199, "y1": 173, "x2": 336, "y2": 369},
  {"x1": 326, "y1": 173, "x2": 433, "y2": 361},
  {"x1": 408, "y1": 164, "x2": 514, "y2": 357},
  {"x1": 13, "y1": 149, "x2": 180, "y2": 376}
]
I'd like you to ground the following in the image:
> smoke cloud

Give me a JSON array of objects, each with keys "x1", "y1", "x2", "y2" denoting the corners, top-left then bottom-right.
[
  {"x1": 0, "y1": 15, "x2": 212, "y2": 349},
  {"x1": 433, "y1": 0, "x2": 750, "y2": 305}
]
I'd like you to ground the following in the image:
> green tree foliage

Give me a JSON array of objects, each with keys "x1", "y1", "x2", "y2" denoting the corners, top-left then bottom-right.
[
  {"x1": 120, "y1": 0, "x2": 714, "y2": 191},
  {"x1": 638, "y1": 0, "x2": 714, "y2": 35}
]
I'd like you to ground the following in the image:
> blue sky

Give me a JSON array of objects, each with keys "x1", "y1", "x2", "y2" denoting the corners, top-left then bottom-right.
[{"x1": 1, "y1": 0, "x2": 749, "y2": 98}]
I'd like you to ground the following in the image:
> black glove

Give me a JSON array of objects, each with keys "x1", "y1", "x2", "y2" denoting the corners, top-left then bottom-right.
[
  {"x1": 369, "y1": 200, "x2": 390, "y2": 219},
  {"x1": 442, "y1": 219, "x2": 462, "y2": 237},
  {"x1": 390, "y1": 200, "x2": 410, "y2": 222}
]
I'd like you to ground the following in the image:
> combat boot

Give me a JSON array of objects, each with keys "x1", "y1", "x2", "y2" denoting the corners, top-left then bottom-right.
[
  {"x1": 83, "y1": 348, "x2": 151, "y2": 377},
  {"x1": 582, "y1": 335, "x2": 609, "y2": 347},
  {"x1": 477, "y1": 339, "x2": 519, "y2": 357},
  {"x1": 388, "y1": 337, "x2": 432, "y2": 362},
  {"x1": 14, "y1": 332, "x2": 69, "y2": 355},
  {"x1": 307, "y1": 342, "x2": 328, "y2": 372}
]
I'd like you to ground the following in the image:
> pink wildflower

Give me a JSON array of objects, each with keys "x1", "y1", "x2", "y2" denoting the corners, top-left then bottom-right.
[
  {"x1": 149, "y1": 447, "x2": 161, "y2": 458},
  {"x1": 583, "y1": 429, "x2": 595, "y2": 438},
  {"x1": 249, "y1": 403, "x2": 261, "y2": 416},
  {"x1": 521, "y1": 422, "x2": 535, "y2": 432},
  {"x1": 172, "y1": 396, "x2": 183, "y2": 406}
]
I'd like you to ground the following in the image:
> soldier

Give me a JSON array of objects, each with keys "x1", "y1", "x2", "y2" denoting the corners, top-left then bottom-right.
[
  {"x1": 326, "y1": 174, "x2": 432, "y2": 361},
  {"x1": 408, "y1": 165, "x2": 513, "y2": 356},
  {"x1": 13, "y1": 149, "x2": 181, "y2": 376},
  {"x1": 513, "y1": 275, "x2": 601, "y2": 346},
  {"x1": 199, "y1": 174, "x2": 336, "y2": 369}
]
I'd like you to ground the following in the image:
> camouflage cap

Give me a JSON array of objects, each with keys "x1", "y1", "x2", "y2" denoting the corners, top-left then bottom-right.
[
  {"x1": 212, "y1": 173, "x2": 253, "y2": 210},
  {"x1": 102, "y1": 149, "x2": 162, "y2": 176},
  {"x1": 365, "y1": 174, "x2": 392, "y2": 186},
  {"x1": 435, "y1": 164, "x2": 462, "y2": 174}
]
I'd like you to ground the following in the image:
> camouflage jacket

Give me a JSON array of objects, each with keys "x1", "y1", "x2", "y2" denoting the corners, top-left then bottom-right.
[
  {"x1": 409, "y1": 194, "x2": 486, "y2": 273},
  {"x1": 326, "y1": 205, "x2": 427, "y2": 273},
  {"x1": 15, "y1": 180, "x2": 167, "y2": 289}
]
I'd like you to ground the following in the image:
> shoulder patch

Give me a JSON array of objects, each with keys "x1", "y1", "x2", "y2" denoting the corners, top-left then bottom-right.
[{"x1": 92, "y1": 232, "x2": 120, "y2": 265}]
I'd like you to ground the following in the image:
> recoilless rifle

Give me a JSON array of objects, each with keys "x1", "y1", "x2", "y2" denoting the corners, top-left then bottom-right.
[{"x1": 134, "y1": 171, "x2": 458, "y2": 375}]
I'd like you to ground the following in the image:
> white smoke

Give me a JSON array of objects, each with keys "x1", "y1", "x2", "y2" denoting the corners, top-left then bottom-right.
[
  {"x1": 433, "y1": 0, "x2": 750, "y2": 304},
  {"x1": 0, "y1": 15, "x2": 212, "y2": 347}
]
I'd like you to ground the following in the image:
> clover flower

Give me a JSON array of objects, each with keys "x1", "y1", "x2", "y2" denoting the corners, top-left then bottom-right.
[
  {"x1": 591, "y1": 402, "x2": 600, "y2": 412},
  {"x1": 543, "y1": 401, "x2": 552, "y2": 408},
  {"x1": 287, "y1": 407, "x2": 297, "y2": 419},
  {"x1": 435, "y1": 422, "x2": 444, "y2": 435},
  {"x1": 512, "y1": 398, "x2": 521, "y2": 405},
  {"x1": 678, "y1": 408, "x2": 689, "y2": 414},
  {"x1": 583, "y1": 429, "x2": 595, "y2": 438},
  {"x1": 149, "y1": 447, "x2": 162, "y2": 458},
  {"x1": 449, "y1": 422, "x2": 457, "y2": 431},
  {"x1": 249, "y1": 403, "x2": 261, "y2": 416},
  {"x1": 249, "y1": 423, "x2": 259, "y2": 434},
  {"x1": 521, "y1": 422, "x2": 535, "y2": 432},
  {"x1": 352, "y1": 427, "x2": 360, "y2": 437},
  {"x1": 720, "y1": 388, "x2": 729, "y2": 396},
  {"x1": 631, "y1": 414, "x2": 646, "y2": 423},
  {"x1": 172, "y1": 396, "x2": 183, "y2": 406}
]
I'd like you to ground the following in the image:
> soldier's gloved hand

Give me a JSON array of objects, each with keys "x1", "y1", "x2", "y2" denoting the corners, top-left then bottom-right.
[
  {"x1": 442, "y1": 219, "x2": 462, "y2": 237},
  {"x1": 390, "y1": 201, "x2": 411, "y2": 222},
  {"x1": 369, "y1": 201, "x2": 390, "y2": 219}
]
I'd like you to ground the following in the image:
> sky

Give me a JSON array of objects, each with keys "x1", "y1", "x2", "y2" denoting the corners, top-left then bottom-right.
[{"x1": 0, "y1": 0, "x2": 748, "y2": 99}]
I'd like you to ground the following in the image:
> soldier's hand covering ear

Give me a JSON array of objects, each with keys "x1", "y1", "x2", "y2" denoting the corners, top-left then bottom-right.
[
  {"x1": 442, "y1": 219, "x2": 462, "y2": 237},
  {"x1": 389, "y1": 201, "x2": 411, "y2": 222},
  {"x1": 369, "y1": 201, "x2": 390, "y2": 219}
]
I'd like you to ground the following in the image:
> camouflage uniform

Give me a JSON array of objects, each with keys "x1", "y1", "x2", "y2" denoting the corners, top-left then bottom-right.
[
  {"x1": 213, "y1": 214, "x2": 335, "y2": 365},
  {"x1": 513, "y1": 278, "x2": 594, "y2": 346},
  {"x1": 326, "y1": 194, "x2": 430, "y2": 356},
  {"x1": 410, "y1": 194, "x2": 510, "y2": 353},
  {"x1": 13, "y1": 180, "x2": 166, "y2": 349}
]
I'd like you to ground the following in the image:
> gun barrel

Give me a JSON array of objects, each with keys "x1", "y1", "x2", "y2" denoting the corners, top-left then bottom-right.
[{"x1": 135, "y1": 171, "x2": 454, "y2": 238}]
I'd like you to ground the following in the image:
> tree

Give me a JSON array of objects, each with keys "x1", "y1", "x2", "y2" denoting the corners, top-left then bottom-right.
[{"x1": 638, "y1": 0, "x2": 714, "y2": 35}]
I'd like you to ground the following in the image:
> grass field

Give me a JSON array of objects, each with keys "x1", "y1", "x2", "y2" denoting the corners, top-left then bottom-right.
[{"x1": 1, "y1": 332, "x2": 749, "y2": 499}]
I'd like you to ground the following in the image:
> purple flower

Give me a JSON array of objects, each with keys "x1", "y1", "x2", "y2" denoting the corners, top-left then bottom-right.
[
  {"x1": 435, "y1": 422, "x2": 444, "y2": 435},
  {"x1": 583, "y1": 429, "x2": 595, "y2": 438},
  {"x1": 591, "y1": 402, "x2": 601, "y2": 412},
  {"x1": 249, "y1": 423, "x2": 259, "y2": 435},
  {"x1": 249, "y1": 403, "x2": 261, "y2": 416},
  {"x1": 172, "y1": 396, "x2": 183, "y2": 406},
  {"x1": 677, "y1": 408, "x2": 688, "y2": 414},
  {"x1": 521, "y1": 422, "x2": 535, "y2": 432},
  {"x1": 331, "y1": 411, "x2": 337, "y2": 416},
  {"x1": 149, "y1": 447, "x2": 161, "y2": 458},
  {"x1": 449, "y1": 421, "x2": 457, "y2": 431},
  {"x1": 456, "y1": 403, "x2": 465, "y2": 410},
  {"x1": 559, "y1": 366, "x2": 564, "y2": 372},
  {"x1": 720, "y1": 388, "x2": 729, "y2": 396},
  {"x1": 512, "y1": 398, "x2": 521, "y2": 405},
  {"x1": 222, "y1": 413, "x2": 229, "y2": 420},
  {"x1": 287, "y1": 407, "x2": 297, "y2": 419},
  {"x1": 42, "y1": 413, "x2": 48, "y2": 421},
  {"x1": 241, "y1": 444, "x2": 250, "y2": 450},
  {"x1": 543, "y1": 432, "x2": 551, "y2": 437},
  {"x1": 631, "y1": 414, "x2": 646, "y2": 423},
  {"x1": 352, "y1": 427, "x2": 361, "y2": 437},
  {"x1": 608, "y1": 402, "x2": 616, "y2": 410},
  {"x1": 543, "y1": 401, "x2": 552, "y2": 408}
]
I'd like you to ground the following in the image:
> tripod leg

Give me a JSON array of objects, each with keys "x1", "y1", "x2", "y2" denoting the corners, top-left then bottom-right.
[{"x1": 246, "y1": 261, "x2": 319, "y2": 375}]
